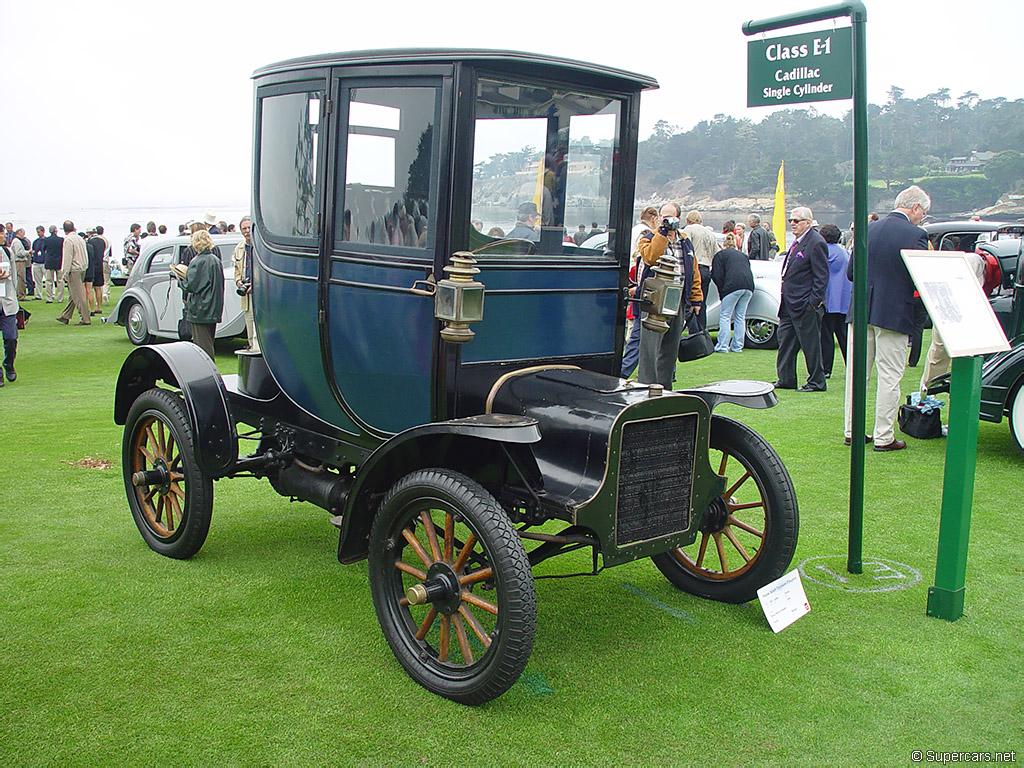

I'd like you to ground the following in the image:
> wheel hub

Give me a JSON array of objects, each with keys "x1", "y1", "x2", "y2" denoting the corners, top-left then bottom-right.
[
  {"x1": 406, "y1": 562, "x2": 462, "y2": 615},
  {"x1": 133, "y1": 457, "x2": 172, "y2": 494},
  {"x1": 697, "y1": 495, "x2": 730, "y2": 534}
]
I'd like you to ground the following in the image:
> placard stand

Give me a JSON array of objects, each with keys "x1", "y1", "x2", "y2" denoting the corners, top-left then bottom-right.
[{"x1": 926, "y1": 356, "x2": 982, "y2": 621}]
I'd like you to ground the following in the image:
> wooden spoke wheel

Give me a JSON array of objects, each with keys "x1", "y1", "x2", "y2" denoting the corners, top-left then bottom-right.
[
  {"x1": 123, "y1": 387, "x2": 212, "y2": 559},
  {"x1": 653, "y1": 415, "x2": 798, "y2": 603},
  {"x1": 368, "y1": 469, "x2": 535, "y2": 705}
]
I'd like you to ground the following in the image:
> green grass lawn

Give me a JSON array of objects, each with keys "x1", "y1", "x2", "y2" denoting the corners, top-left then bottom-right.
[{"x1": 2, "y1": 296, "x2": 1022, "y2": 765}]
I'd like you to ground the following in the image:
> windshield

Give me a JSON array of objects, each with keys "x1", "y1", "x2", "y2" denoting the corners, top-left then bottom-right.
[{"x1": 468, "y1": 77, "x2": 622, "y2": 257}]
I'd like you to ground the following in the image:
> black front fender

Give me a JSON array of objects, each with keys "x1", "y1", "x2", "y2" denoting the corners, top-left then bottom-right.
[{"x1": 114, "y1": 342, "x2": 238, "y2": 476}]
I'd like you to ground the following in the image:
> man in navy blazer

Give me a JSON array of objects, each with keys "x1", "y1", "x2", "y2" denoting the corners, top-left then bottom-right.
[
  {"x1": 775, "y1": 206, "x2": 829, "y2": 392},
  {"x1": 843, "y1": 185, "x2": 931, "y2": 451}
]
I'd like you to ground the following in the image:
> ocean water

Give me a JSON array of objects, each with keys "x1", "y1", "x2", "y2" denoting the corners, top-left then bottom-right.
[{"x1": 0, "y1": 204, "x2": 250, "y2": 247}]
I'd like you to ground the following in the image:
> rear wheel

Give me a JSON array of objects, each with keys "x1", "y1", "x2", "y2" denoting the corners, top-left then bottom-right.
[
  {"x1": 1009, "y1": 379, "x2": 1024, "y2": 456},
  {"x1": 745, "y1": 319, "x2": 778, "y2": 350},
  {"x1": 123, "y1": 387, "x2": 213, "y2": 558},
  {"x1": 652, "y1": 415, "x2": 798, "y2": 603},
  {"x1": 368, "y1": 469, "x2": 536, "y2": 705},
  {"x1": 125, "y1": 301, "x2": 152, "y2": 345}
]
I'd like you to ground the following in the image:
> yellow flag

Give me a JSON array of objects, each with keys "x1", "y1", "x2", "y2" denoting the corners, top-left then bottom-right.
[
  {"x1": 772, "y1": 160, "x2": 787, "y2": 253},
  {"x1": 532, "y1": 153, "x2": 546, "y2": 214}
]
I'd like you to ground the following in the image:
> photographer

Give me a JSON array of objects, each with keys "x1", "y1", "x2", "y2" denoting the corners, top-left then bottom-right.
[
  {"x1": 232, "y1": 216, "x2": 258, "y2": 352},
  {"x1": 636, "y1": 202, "x2": 702, "y2": 390}
]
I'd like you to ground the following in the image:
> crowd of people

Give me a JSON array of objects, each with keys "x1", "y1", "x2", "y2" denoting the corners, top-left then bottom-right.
[{"x1": 625, "y1": 185, "x2": 943, "y2": 452}]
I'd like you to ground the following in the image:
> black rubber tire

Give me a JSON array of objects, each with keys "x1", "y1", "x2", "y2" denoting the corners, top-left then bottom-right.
[
  {"x1": 123, "y1": 387, "x2": 213, "y2": 559},
  {"x1": 368, "y1": 469, "x2": 536, "y2": 705},
  {"x1": 1008, "y1": 377, "x2": 1024, "y2": 456},
  {"x1": 744, "y1": 318, "x2": 779, "y2": 350},
  {"x1": 652, "y1": 415, "x2": 798, "y2": 603},
  {"x1": 125, "y1": 300, "x2": 152, "y2": 345}
]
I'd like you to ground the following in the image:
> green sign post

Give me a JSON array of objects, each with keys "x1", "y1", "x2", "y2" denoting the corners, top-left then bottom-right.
[
  {"x1": 747, "y1": 28, "x2": 853, "y2": 107},
  {"x1": 744, "y1": 2, "x2": 869, "y2": 575}
]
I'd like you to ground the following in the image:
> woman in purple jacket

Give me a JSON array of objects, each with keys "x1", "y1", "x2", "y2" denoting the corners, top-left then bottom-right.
[{"x1": 819, "y1": 223, "x2": 852, "y2": 378}]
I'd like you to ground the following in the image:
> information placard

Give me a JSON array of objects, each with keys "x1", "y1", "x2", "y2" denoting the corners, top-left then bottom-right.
[
  {"x1": 901, "y1": 250, "x2": 1011, "y2": 357},
  {"x1": 747, "y1": 27, "x2": 853, "y2": 107},
  {"x1": 757, "y1": 569, "x2": 810, "y2": 633}
]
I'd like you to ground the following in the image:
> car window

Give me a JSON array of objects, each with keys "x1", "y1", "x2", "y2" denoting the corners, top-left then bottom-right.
[
  {"x1": 334, "y1": 85, "x2": 440, "y2": 257},
  {"x1": 147, "y1": 246, "x2": 174, "y2": 272},
  {"x1": 468, "y1": 77, "x2": 622, "y2": 259}
]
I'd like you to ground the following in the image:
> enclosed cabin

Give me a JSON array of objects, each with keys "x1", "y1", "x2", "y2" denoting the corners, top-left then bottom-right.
[{"x1": 250, "y1": 49, "x2": 655, "y2": 444}]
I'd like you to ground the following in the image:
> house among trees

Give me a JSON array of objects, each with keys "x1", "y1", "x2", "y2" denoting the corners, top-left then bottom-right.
[{"x1": 946, "y1": 150, "x2": 996, "y2": 174}]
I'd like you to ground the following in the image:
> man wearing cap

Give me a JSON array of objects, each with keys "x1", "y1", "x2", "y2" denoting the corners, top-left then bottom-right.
[
  {"x1": 507, "y1": 202, "x2": 540, "y2": 241},
  {"x1": 204, "y1": 210, "x2": 222, "y2": 235}
]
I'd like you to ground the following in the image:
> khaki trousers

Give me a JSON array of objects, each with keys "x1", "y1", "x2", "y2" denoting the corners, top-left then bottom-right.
[
  {"x1": 45, "y1": 269, "x2": 64, "y2": 302},
  {"x1": 32, "y1": 263, "x2": 47, "y2": 298},
  {"x1": 244, "y1": 308, "x2": 259, "y2": 352},
  {"x1": 844, "y1": 324, "x2": 908, "y2": 444},
  {"x1": 59, "y1": 271, "x2": 90, "y2": 323},
  {"x1": 920, "y1": 330, "x2": 950, "y2": 393}
]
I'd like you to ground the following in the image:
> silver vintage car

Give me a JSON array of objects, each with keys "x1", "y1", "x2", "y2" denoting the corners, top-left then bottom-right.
[{"x1": 106, "y1": 233, "x2": 245, "y2": 345}]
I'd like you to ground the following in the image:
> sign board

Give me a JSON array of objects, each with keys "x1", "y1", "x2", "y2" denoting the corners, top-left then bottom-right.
[
  {"x1": 747, "y1": 27, "x2": 853, "y2": 107},
  {"x1": 901, "y1": 250, "x2": 1011, "y2": 357},
  {"x1": 757, "y1": 569, "x2": 810, "y2": 633}
]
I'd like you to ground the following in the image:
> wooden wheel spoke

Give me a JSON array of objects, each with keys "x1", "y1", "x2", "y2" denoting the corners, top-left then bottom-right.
[
  {"x1": 729, "y1": 501, "x2": 764, "y2": 512},
  {"x1": 138, "y1": 443, "x2": 158, "y2": 466},
  {"x1": 452, "y1": 533, "x2": 477, "y2": 572},
  {"x1": 168, "y1": 482, "x2": 185, "y2": 501},
  {"x1": 461, "y1": 591, "x2": 498, "y2": 616},
  {"x1": 712, "y1": 532, "x2": 729, "y2": 573},
  {"x1": 443, "y1": 512, "x2": 454, "y2": 562},
  {"x1": 724, "y1": 470, "x2": 752, "y2": 499},
  {"x1": 169, "y1": 455, "x2": 182, "y2": 471},
  {"x1": 727, "y1": 515, "x2": 764, "y2": 538},
  {"x1": 458, "y1": 605, "x2": 491, "y2": 649},
  {"x1": 452, "y1": 614, "x2": 474, "y2": 665},
  {"x1": 154, "y1": 495, "x2": 165, "y2": 524},
  {"x1": 167, "y1": 493, "x2": 183, "y2": 531},
  {"x1": 421, "y1": 512, "x2": 442, "y2": 562},
  {"x1": 459, "y1": 566, "x2": 493, "y2": 586},
  {"x1": 141, "y1": 486, "x2": 158, "y2": 504},
  {"x1": 156, "y1": 421, "x2": 167, "y2": 459},
  {"x1": 169, "y1": 471, "x2": 186, "y2": 483},
  {"x1": 401, "y1": 526, "x2": 433, "y2": 567},
  {"x1": 723, "y1": 527, "x2": 752, "y2": 562},
  {"x1": 415, "y1": 606, "x2": 438, "y2": 640},
  {"x1": 142, "y1": 424, "x2": 158, "y2": 454},
  {"x1": 695, "y1": 532, "x2": 709, "y2": 569},
  {"x1": 395, "y1": 560, "x2": 427, "y2": 580},
  {"x1": 717, "y1": 451, "x2": 729, "y2": 476},
  {"x1": 439, "y1": 615, "x2": 451, "y2": 662}
]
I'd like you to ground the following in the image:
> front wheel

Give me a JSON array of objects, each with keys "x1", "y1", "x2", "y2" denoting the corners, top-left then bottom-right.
[
  {"x1": 652, "y1": 415, "x2": 798, "y2": 603},
  {"x1": 123, "y1": 387, "x2": 213, "y2": 558},
  {"x1": 1009, "y1": 378, "x2": 1024, "y2": 456},
  {"x1": 368, "y1": 469, "x2": 536, "y2": 705},
  {"x1": 745, "y1": 318, "x2": 779, "y2": 350},
  {"x1": 125, "y1": 301, "x2": 152, "y2": 345}
]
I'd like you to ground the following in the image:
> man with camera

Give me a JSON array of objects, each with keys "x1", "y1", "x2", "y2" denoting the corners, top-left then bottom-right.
[
  {"x1": 232, "y1": 216, "x2": 258, "y2": 352},
  {"x1": 635, "y1": 202, "x2": 702, "y2": 390}
]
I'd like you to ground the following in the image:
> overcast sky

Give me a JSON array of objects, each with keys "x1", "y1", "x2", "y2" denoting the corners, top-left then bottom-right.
[{"x1": 3, "y1": 0, "x2": 1021, "y2": 211}]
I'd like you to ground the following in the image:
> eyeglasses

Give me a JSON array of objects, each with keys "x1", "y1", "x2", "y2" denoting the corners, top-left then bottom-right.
[{"x1": 789, "y1": 218, "x2": 806, "y2": 223}]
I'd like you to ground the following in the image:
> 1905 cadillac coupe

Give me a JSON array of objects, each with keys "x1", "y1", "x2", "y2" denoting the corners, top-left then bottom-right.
[{"x1": 114, "y1": 49, "x2": 798, "y2": 704}]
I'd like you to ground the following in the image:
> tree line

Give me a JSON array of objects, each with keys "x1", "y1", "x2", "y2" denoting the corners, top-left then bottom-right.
[{"x1": 637, "y1": 88, "x2": 1024, "y2": 213}]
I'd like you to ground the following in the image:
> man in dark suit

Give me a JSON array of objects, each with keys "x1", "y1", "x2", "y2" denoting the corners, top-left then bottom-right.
[
  {"x1": 42, "y1": 224, "x2": 65, "y2": 303},
  {"x1": 775, "y1": 206, "x2": 829, "y2": 392},
  {"x1": 843, "y1": 185, "x2": 931, "y2": 452}
]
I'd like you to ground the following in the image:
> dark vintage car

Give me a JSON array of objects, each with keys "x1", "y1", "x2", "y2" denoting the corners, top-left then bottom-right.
[
  {"x1": 926, "y1": 244, "x2": 1024, "y2": 455},
  {"x1": 113, "y1": 49, "x2": 799, "y2": 704},
  {"x1": 923, "y1": 220, "x2": 1024, "y2": 291}
]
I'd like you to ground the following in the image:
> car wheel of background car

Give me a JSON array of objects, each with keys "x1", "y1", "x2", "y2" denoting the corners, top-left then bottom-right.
[
  {"x1": 1008, "y1": 378, "x2": 1024, "y2": 456},
  {"x1": 125, "y1": 301, "x2": 153, "y2": 345},
  {"x1": 123, "y1": 387, "x2": 213, "y2": 559},
  {"x1": 368, "y1": 468, "x2": 536, "y2": 705},
  {"x1": 744, "y1": 319, "x2": 779, "y2": 350},
  {"x1": 652, "y1": 415, "x2": 798, "y2": 603}
]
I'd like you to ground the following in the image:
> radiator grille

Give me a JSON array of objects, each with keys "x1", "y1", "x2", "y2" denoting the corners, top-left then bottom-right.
[{"x1": 615, "y1": 414, "x2": 697, "y2": 546}]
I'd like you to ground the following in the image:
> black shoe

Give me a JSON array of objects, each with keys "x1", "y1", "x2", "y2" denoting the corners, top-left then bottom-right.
[
  {"x1": 56, "y1": 317, "x2": 69, "y2": 325},
  {"x1": 824, "y1": 373, "x2": 831, "y2": 379},
  {"x1": 5, "y1": 369, "x2": 15, "y2": 382},
  {"x1": 772, "y1": 381, "x2": 796, "y2": 390},
  {"x1": 797, "y1": 384, "x2": 826, "y2": 392}
]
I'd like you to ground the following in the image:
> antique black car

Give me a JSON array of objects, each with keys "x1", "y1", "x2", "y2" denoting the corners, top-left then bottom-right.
[{"x1": 114, "y1": 49, "x2": 798, "y2": 704}]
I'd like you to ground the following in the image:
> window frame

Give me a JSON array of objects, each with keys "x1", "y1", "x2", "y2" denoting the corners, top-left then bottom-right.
[
  {"x1": 330, "y1": 77, "x2": 444, "y2": 263},
  {"x1": 254, "y1": 78, "x2": 327, "y2": 251}
]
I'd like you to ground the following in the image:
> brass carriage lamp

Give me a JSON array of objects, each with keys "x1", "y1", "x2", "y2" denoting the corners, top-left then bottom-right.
[
  {"x1": 436, "y1": 251, "x2": 485, "y2": 343},
  {"x1": 639, "y1": 252, "x2": 682, "y2": 334}
]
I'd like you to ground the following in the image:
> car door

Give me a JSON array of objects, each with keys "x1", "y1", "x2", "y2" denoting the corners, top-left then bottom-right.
[{"x1": 142, "y1": 245, "x2": 176, "y2": 334}]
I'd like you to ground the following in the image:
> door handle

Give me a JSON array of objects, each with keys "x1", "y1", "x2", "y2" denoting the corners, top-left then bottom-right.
[{"x1": 409, "y1": 278, "x2": 436, "y2": 297}]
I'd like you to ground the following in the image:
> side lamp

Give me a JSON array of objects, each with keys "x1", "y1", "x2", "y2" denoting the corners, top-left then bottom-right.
[
  {"x1": 436, "y1": 251, "x2": 485, "y2": 344},
  {"x1": 639, "y1": 252, "x2": 682, "y2": 334}
]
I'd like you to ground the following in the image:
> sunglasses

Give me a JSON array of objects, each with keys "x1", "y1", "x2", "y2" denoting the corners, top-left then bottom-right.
[{"x1": 789, "y1": 218, "x2": 806, "y2": 223}]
